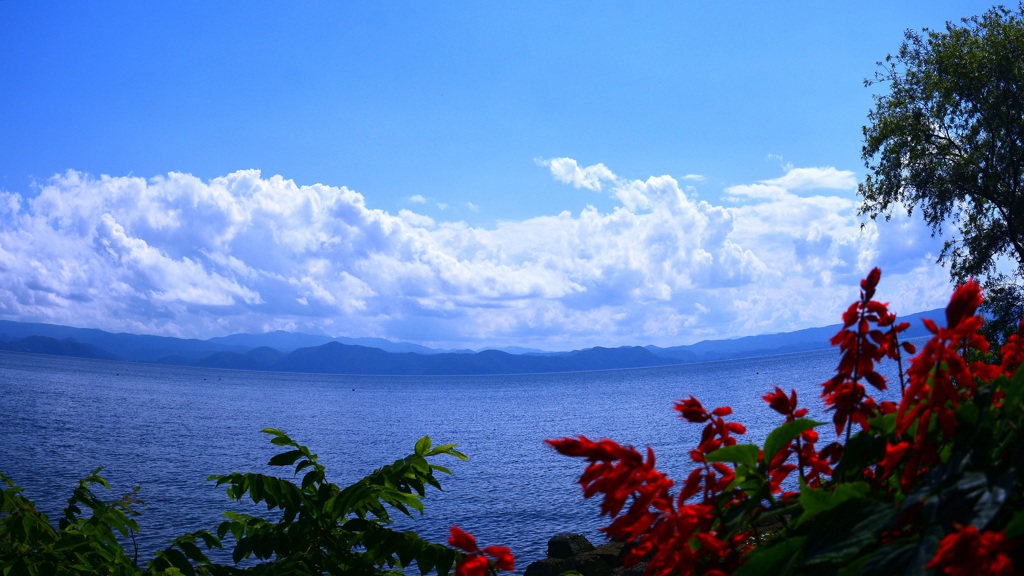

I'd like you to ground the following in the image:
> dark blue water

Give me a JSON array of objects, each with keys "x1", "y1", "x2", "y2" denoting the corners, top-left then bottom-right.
[{"x1": 0, "y1": 348, "x2": 907, "y2": 570}]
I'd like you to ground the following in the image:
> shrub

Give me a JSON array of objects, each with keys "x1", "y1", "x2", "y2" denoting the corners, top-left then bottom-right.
[
  {"x1": 550, "y1": 268, "x2": 1024, "y2": 575},
  {"x1": 1, "y1": 431, "x2": 512, "y2": 576}
]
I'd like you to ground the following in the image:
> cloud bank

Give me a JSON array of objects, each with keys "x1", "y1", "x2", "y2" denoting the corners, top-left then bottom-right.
[{"x1": 0, "y1": 161, "x2": 951, "y2": 349}]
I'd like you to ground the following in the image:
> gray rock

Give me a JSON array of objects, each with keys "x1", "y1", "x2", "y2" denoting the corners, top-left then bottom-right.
[
  {"x1": 592, "y1": 541, "x2": 625, "y2": 562},
  {"x1": 548, "y1": 533, "x2": 596, "y2": 559},
  {"x1": 524, "y1": 557, "x2": 577, "y2": 576},
  {"x1": 525, "y1": 533, "x2": 634, "y2": 576},
  {"x1": 572, "y1": 551, "x2": 615, "y2": 576},
  {"x1": 619, "y1": 560, "x2": 647, "y2": 576}
]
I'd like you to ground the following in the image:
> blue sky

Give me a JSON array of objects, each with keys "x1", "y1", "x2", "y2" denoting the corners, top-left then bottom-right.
[{"x1": 0, "y1": 2, "x2": 996, "y2": 350}]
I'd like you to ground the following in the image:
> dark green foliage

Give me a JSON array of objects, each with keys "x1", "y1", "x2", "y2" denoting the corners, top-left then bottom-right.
[
  {"x1": 1, "y1": 430, "x2": 467, "y2": 576},
  {"x1": 736, "y1": 365, "x2": 1024, "y2": 575},
  {"x1": 860, "y1": 4, "x2": 1024, "y2": 338},
  {"x1": 0, "y1": 468, "x2": 143, "y2": 575}
]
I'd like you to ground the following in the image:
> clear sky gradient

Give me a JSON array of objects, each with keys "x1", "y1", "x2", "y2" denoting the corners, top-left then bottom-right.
[{"x1": 0, "y1": 2, "x2": 997, "y2": 350}]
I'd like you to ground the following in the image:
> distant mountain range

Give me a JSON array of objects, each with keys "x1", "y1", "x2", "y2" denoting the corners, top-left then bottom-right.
[{"x1": 0, "y1": 309, "x2": 945, "y2": 375}]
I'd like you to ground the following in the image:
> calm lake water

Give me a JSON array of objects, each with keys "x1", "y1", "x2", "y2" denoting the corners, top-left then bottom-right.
[{"x1": 0, "y1": 347, "x2": 909, "y2": 570}]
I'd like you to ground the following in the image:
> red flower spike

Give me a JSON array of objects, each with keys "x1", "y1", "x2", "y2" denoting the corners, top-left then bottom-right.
[
  {"x1": 761, "y1": 385, "x2": 830, "y2": 488},
  {"x1": 482, "y1": 546, "x2": 515, "y2": 571},
  {"x1": 549, "y1": 394, "x2": 750, "y2": 576},
  {"x1": 726, "y1": 422, "x2": 747, "y2": 435},
  {"x1": 763, "y1": 387, "x2": 794, "y2": 415},
  {"x1": 999, "y1": 318, "x2": 1024, "y2": 377},
  {"x1": 448, "y1": 525, "x2": 478, "y2": 553},
  {"x1": 546, "y1": 268, "x2": 1024, "y2": 576},
  {"x1": 926, "y1": 526, "x2": 1016, "y2": 576},
  {"x1": 891, "y1": 278, "x2": 995, "y2": 488},
  {"x1": 449, "y1": 526, "x2": 515, "y2": 576},
  {"x1": 878, "y1": 441, "x2": 910, "y2": 480},
  {"x1": 861, "y1": 267, "x2": 881, "y2": 298},
  {"x1": 454, "y1": 555, "x2": 490, "y2": 576},
  {"x1": 675, "y1": 396, "x2": 710, "y2": 423},
  {"x1": 945, "y1": 280, "x2": 984, "y2": 330},
  {"x1": 821, "y1": 268, "x2": 914, "y2": 440}
]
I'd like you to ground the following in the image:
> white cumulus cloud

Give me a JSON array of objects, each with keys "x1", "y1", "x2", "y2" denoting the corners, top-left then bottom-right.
[
  {"x1": 0, "y1": 162, "x2": 952, "y2": 349},
  {"x1": 538, "y1": 157, "x2": 617, "y2": 191}
]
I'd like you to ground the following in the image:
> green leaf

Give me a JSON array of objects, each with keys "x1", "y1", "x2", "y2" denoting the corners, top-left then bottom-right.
[
  {"x1": 735, "y1": 536, "x2": 805, "y2": 576},
  {"x1": 268, "y1": 449, "x2": 304, "y2": 467},
  {"x1": 836, "y1": 556, "x2": 870, "y2": 576},
  {"x1": 161, "y1": 548, "x2": 195, "y2": 576},
  {"x1": 51, "y1": 534, "x2": 87, "y2": 552},
  {"x1": 433, "y1": 547, "x2": 456, "y2": 576},
  {"x1": 176, "y1": 540, "x2": 207, "y2": 563},
  {"x1": 430, "y1": 464, "x2": 453, "y2": 476},
  {"x1": 192, "y1": 529, "x2": 221, "y2": 550},
  {"x1": 1006, "y1": 510, "x2": 1024, "y2": 538},
  {"x1": 249, "y1": 477, "x2": 271, "y2": 505},
  {"x1": 232, "y1": 537, "x2": 252, "y2": 564},
  {"x1": 414, "y1": 436, "x2": 432, "y2": 456},
  {"x1": 798, "y1": 482, "x2": 869, "y2": 522},
  {"x1": 301, "y1": 469, "x2": 324, "y2": 490},
  {"x1": 800, "y1": 500, "x2": 892, "y2": 569},
  {"x1": 704, "y1": 443, "x2": 760, "y2": 468},
  {"x1": 1001, "y1": 368, "x2": 1024, "y2": 417},
  {"x1": 763, "y1": 419, "x2": 823, "y2": 463}
]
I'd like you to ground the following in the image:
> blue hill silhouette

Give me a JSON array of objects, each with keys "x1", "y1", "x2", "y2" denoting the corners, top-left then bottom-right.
[{"x1": 0, "y1": 308, "x2": 944, "y2": 375}]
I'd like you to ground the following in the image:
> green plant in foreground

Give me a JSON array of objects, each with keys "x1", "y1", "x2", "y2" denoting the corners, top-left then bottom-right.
[
  {"x1": 0, "y1": 468, "x2": 144, "y2": 576},
  {"x1": 1, "y1": 431, "x2": 513, "y2": 576}
]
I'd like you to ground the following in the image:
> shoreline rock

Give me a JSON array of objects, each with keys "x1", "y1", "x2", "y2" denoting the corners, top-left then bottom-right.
[{"x1": 524, "y1": 533, "x2": 643, "y2": 576}]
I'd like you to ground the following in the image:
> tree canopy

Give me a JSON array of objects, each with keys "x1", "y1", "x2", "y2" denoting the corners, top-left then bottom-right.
[{"x1": 860, "y1": 4, "x2": 1024, "y2": 338}]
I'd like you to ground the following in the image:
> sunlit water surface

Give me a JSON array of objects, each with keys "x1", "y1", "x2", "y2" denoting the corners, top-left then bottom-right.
[{"x1": 0, "y1": 347, "x2": 910, "y2": 570}]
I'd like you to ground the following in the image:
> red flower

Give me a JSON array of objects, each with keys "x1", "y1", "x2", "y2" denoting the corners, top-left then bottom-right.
[
  {"x1": 449, "y1": 526, "x2": 515, "y2": 576},
  {"x1": 547, "y1": 428, "x2": 741, "y2": 576},
  {"x1": 676, "y1": 396, "x2": 710, "y2": 423},
  {"x1": 821, "y1": 268, "x2": 911, "y2": 440},
  {"x1": 547, "y1": 437, "x2": 673, "y2": 521},
  {"x1": 878, "y1": 441, "x2": 910, "y2": 480},
  {"x1": 999, "y1": 318, "x2": 1024, "y2": 377},
  {"x1": 763, "y1": 387, "x2": 797, "y2": 416},
  {"x1": 448, "y1": 525, "x2": 478, "y2": 553},
  {"x1": 483, "y1": 546, "x2": 515, "y2": 572},
  {"x1": 761, "y1": 386, "x2": 828, "y2": 489},
  {"x1": 894, "y1": 279, "x2": 990, "y2": 489},
  {"x1": 455, "y1": 555, "x2": 490, "y2": 576},
  {"x1": 926, "y1": 526, "x2": 1016, "y2": 576}
]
